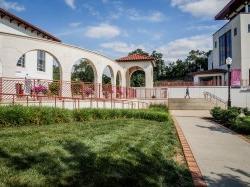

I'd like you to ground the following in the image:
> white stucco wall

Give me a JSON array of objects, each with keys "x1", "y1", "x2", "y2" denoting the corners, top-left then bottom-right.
[
  {"x1": 240, "y1": 13, "x2": 250, "y2": 85},
  {"x1": 0, "y1": 16, "x2": 45, "y2": 39},
  {"x1": 0, "y1": 32, "x2": 135, "y2": 97},
  {"x1": 118, "y1": 61, "x2": 154, "y2": 88},
  {"x1": 15, "y1": 51, "x2": 54, "y2": 80},
  {"x1": 167, "y1": 87, "x2": 250, "y2": 108}
]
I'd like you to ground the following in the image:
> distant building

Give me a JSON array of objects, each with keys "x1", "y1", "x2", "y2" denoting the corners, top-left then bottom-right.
[{"x1": 194, "y1": 0, "x2": 250, "y2": 87}]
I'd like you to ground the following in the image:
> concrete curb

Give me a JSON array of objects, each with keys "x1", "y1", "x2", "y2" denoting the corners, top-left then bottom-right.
[{"x1": 171, "y1": 113, "x2": 207, "y2": 187}]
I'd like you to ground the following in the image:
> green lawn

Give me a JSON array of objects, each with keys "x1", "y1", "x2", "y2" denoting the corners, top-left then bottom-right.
[{"x1": 0, "y1": 119, "x2": 192, "y2": 187}]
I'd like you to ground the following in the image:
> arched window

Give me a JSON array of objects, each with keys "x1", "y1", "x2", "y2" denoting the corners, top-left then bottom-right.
[
  {"x1": 17, "y1": 54, "x2": 25, "y2": 68},
  {"x1": 37, "y1": 50, "x2": 46, "y2": 72}
]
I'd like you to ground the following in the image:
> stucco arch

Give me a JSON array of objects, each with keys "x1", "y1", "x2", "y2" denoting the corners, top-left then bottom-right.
[
  {"x1": 15, "y1": 49, "x2": 63, "y2": 80},
  {"x1": 116, "y1": 71, "x2": 122, "y2": 86},
  {"x1": 0, "y1": 33, "x2": 127, "y2": 96},
  {"x1": 102, "y1": 65, "x2": 115, "y2": 85},
  {"x1": 71, "y1": 58, "x2": 98, "y2": 84},
  {"x1": 126, "y1": 66, "x2": 145, "y2": 87}
]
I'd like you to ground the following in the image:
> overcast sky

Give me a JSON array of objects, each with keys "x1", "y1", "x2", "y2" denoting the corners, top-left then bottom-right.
[{"x1": 0, "y1": 0, "x2": 231, "y2": 62}]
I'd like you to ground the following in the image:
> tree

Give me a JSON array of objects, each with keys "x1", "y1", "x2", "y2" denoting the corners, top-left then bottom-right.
[
  {"x1": 151, "y1": 51, "x2": 165, "y2": 81},
  {"x1": 186, "y1": 50, "x2": 208, "y2": 72},
  {"x1": 53, "y1": 65, "x2": 60, "y2": 80},
  {"x1": 128, "y1": 49, "x2": 165, "y2": 83},
  {"x1": 129, "y1": 49, "x2": 149, "y2": 56},
  {"x1": 102, "y1": 74, "x2": 111, "y2": 85},
  {"x1": 71, "y1": 59, "x2": 95, "y2": 82},
  {"x1": 130, "y1": 71, "x2": 145, "y2": 87}
]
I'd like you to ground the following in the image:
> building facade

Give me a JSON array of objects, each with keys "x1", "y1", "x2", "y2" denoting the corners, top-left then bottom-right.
[
  {"x1": 194, "y1": 0, "x2": 250, "y2": 87},
  {"x1": 0, "y1": 8, "x2": 154, "y2": 98}
]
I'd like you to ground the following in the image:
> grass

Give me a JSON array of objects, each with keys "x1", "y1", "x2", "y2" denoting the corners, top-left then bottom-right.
[{"x1": 0, "y1": 119, "x2": 193, "y2": 187}]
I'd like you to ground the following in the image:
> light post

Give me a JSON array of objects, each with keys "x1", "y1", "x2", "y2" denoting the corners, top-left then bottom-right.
[{"x1": 226, "y1": 57, "x2": 232, "y2": 108}]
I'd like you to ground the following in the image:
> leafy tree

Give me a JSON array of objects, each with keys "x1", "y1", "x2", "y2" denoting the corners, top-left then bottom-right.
[
  {"x1": 151, "y1": 51, "x2": 165, "y2": 81},
  {"x1": 71, "y1": 59, "x2": 95, "y2": 82},
  {"x1": 186, "y1": 50, "x2": 208, "y2": 73},
  {"x1": 129, "y1": 49, "x2": 149, "y2": 56},
  {"x1": 53, "y1": 65, "x2": 60, "y2": 80},
  {"x1": 130, "y1": 71, "x2": 145, "y2": 87},
  {"x1": 128, "y1": 49, "x2": 165, "y2": 84},
  {"x1": 102, "y1": 74, "x2": 112, "y2": 85}
]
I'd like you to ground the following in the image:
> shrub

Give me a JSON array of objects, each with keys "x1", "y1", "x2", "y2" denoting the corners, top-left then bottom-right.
[
  {"x1": 210, "y1": 107, "x2": 224, "y2": 122},
  {"x1": 0, "y1": 106, "x2": 72, "y2": 127},
  {"x1": 49, "y1": 82, "x2": 60, "y2": 96},
  {"x1": 72, "y1": 109, "x2": 169, "y2": 123},
  {"x1": 211, "y1": 107, "x2": 250, "y2": 135},
  {"x1": 149, "y1": 104, "x2": 168, "y2": 113},
  {"x1": 0, "y1": 106, "x2": 169, "y2": 127}
]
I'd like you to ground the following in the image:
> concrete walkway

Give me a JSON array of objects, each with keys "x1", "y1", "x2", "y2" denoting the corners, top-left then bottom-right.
[{"x1": 171, "y1": 110, "x2": 250, "y2": 187}]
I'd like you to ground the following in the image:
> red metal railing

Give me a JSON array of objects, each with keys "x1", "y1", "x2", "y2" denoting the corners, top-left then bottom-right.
[
  {"x1": 0, "y1": 77, "x2": 138, "y2": 100},
  {"x1": 0, "y1": 93, "x2": 149, "y2": 110},
  {"x1": 0, "y1": 77, "x2": 167, "y2": 101}
]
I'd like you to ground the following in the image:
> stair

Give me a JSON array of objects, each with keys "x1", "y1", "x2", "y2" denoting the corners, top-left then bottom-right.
[{"x1": 168, "y1": 98, "x2": 215, "y2": 110}]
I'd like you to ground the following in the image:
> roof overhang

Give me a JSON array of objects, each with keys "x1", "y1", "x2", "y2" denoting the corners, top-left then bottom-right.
[
  {"x1": 215, "y1": 0, "x2": 249, "y2": 20},
  {"x1": 0, "y1": 8, "x2": 61, "y2": 42},
  {"x1": 192, "y1": 69, "x2": 227, "y2": 76}
]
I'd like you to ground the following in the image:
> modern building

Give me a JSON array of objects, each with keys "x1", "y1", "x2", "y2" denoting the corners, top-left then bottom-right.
[{"x1": 194, "y1": 0, "x2": 250, "y2": 87}]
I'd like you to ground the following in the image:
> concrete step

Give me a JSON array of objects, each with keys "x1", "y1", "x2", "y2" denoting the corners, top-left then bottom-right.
[
  {"x1": 168, "y1": 98, "x2": 215, "y2": 110},
  {"x1": 168, "y1": 98, "x2": 209, "y2": 103}
]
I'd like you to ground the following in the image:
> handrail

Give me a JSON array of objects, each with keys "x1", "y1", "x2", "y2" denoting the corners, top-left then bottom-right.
[
  {"x1": 203, "y1": 91, "x2": 227, "y2": 109},
  {"x1": 0, "y1": 93, "x2": 149, "y2": 110}
]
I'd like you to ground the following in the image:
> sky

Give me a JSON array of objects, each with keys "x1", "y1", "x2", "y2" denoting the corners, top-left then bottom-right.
[{"x1": 0, "y1": 0, "x2": 231, "y2": 62}]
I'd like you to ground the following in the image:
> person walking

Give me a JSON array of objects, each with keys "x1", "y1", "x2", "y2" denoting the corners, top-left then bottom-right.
[{"x1": 185, "y1": 87, "x2": 190, "y2": 99}]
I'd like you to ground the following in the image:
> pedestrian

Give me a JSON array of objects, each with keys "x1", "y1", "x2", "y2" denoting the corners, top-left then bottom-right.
[{"x1": 185, "y1": 87, "x2": 190, "y2": 99}]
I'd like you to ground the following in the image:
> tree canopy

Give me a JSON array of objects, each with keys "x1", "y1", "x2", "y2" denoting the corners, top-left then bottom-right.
[
  {"x1": 128, "y1": 49, "x2": 210, "y2": 83},
  {"x1": 70, "y1": 49, "x2": 210, "y2": 87},
  {"x1": 71, "y1": 59, "x2": 95, "y2": 83}
]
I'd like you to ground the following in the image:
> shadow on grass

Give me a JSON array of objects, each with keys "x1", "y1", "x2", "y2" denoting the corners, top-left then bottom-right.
[{"x1": 0, "y1": 140, "x2": 193, "y2": 187}]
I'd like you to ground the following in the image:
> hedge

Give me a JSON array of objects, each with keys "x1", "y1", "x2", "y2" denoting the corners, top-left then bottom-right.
[
  {"x1": 211, "y1": 107, "x2": 250, "y2": 134},
  {"x1": 0, "y1": 105, "x2": 169, "y2": 127}
]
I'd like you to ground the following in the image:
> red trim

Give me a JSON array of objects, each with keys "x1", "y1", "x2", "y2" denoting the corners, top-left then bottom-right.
[{"x1": 0, "y1": 8, "x2": 61, "y2": 42}]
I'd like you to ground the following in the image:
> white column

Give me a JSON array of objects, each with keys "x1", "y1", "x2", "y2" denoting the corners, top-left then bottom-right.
[{"x1": 145, "y1": 67, "x2": 154, "y2": 88}]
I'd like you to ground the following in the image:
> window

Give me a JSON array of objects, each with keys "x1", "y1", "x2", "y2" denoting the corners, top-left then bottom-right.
[
  {"x1": 214, "y1": 41, "x2": 217, "y2": 48},
  {"x1": 219, "y1": 30, "x2": 232, "y2": 66},
  {"x1": 234, "y1": 28, "x2": 237, "y2": 36},
  {"x1": 248, "y1": 24, "x2": 250, "y2": 33},
  {"x1": 17, "y1": 54, "x2": 25, "y2": 67},
  {"x1": 248, "y1": 5, "x2": 250, "y2": 13},
  {"x1": 37, "y1": 50, "x2": 46, "y2": 72}
]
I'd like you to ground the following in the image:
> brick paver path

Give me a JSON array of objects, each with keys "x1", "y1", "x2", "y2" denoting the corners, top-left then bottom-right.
[{"x1": 171, "y1": 110, "x2": 250, "y2": 187}]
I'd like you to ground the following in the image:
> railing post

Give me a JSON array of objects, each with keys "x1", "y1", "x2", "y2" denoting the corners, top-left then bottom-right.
[
  {"x1": 54, "y1": 97, "x2": 57, "y2": 108},
  {"x1": 90, "y1": 94, "x2": 93, "y2": 108},
  {"x1": 12, "y1": 95, "x2": 15, "y2": 105},
  {"x1": 99, "y1": 84, "x2": 101, "y2": 99},
  {"x1": 62, "y1": 99, "x2": 65, "y2": 109},
  {"x1": 111, "y1": 90, "x2": 113, "y2": 109},
  {"x1": 26, "y1": 95, "x2": 29, "y2": 107}
]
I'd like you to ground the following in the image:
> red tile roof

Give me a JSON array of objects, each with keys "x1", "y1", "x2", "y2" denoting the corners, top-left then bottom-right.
[
  {"x1": 0, "y1": 8, "x2": 61, "y2": 42},
  {"x1": 116, "y1": 54, "x2": 155, "y2": 62}
]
